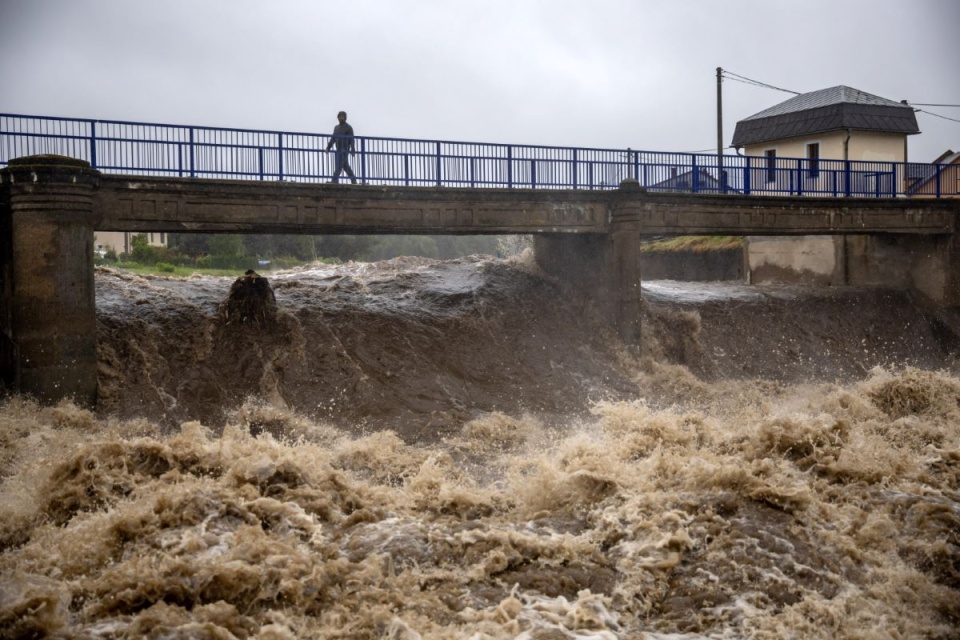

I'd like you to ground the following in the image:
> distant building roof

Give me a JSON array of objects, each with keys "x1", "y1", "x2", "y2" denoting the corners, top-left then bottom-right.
[
  {"x1": 732, "y1": 85, "x2": 920, "y2": 148},
  {"x1": 906, "y1": 149, "x2": 960, "y2": 195},
  {"x1": 651, "y1": 168, "x2": 732, "y2": 193},
  {"x1": 931, "y1": 149, "x2": 959, "y2": 165},
  {"x1": 906, "y1": 149, "x2": 960, "y2": 180}
]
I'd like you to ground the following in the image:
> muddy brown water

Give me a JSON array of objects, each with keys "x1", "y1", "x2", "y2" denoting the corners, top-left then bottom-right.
[{"x1": 1, "y1": 254, "x2": 958, "y2": 638}]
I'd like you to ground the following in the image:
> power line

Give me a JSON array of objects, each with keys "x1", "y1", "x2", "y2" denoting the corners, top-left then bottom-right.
[
  {"x1": 913, "y1": 107, "x2": 960, "y2": 124},
  {"x1": 719, "y1": 72, "x2": 960, "y2": 124},
  {"x1": 720, "y1": 71, "x2": 960, "y2": 125},
  {"x1": 720, "y1": 69, "x2": 800, "y2": 96}
]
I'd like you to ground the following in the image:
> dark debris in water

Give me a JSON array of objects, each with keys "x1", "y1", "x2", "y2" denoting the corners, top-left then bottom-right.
[{"x1": 218, "y1": 270, "x2": 278, "y2": 328}]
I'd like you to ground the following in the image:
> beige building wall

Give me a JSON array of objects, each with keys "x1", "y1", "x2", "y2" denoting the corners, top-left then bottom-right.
[
  {"x1": 743, "y1": 131, "x2": 906, "y2": 162},
  {"x1": 742, "y1": 131, "x2": 909, "y2": 198},
  {"x1": 746, "y1": 236, "x2": 841, "y2": 286},
  {"x1": 745, "y1": 131, "x2": 841, "y2": 160},
  {"x1": 845, "y1": 131, "x2": 908, "y2": 162}
]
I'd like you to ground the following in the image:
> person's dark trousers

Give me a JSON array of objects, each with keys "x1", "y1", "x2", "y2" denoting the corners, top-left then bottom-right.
[{"x1": 333, "y1": 150, "x2": 357, "y2": 183}]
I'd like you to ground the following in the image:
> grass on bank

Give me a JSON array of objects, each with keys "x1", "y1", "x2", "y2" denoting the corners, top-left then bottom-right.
[
  {"x1": 96, "y1": 261, "x2": 279, "y2": 278},
  {"x1": 639, "y1": 236, "x2": 744, "y2": 253}
]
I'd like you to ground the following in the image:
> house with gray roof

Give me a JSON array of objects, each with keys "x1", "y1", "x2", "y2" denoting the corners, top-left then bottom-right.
[
  {"x1": 732, "y1": 85, "x2": 919, "y2": 198},
  {"x1": 732, "y1": 87, "x2": 921, "y2": 287},
  {"x1": 732, "y1": 86, "x2": 919, "y2": 156}
]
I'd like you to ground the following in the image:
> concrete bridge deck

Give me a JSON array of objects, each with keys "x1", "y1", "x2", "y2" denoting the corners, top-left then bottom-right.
[{"x1": 96, "y1": 173, "x2": 957, "y2": 237}]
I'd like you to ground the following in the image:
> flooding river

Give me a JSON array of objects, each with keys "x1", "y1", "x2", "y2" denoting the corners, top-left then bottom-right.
[{"x1": 1, "y1": 253, "x2": 958, "y2": 638}]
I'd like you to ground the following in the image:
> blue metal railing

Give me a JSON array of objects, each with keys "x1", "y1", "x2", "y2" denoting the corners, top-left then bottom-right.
[{"x1": 1, "y1": 113, "x2": 955, "y2": 197}]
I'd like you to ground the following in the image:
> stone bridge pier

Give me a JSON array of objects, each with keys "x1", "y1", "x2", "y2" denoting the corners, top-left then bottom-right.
[
  {"x1": 1, "y1": 156, "x2": 100, "y2": 406},
  {"x1": 533, "y1": 200, "x2": 645, "y2": 346}
]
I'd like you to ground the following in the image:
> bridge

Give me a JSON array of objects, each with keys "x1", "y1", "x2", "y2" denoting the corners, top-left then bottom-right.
[{"x1": 2, "y1": 115, "x2": 959, "y2": 407}]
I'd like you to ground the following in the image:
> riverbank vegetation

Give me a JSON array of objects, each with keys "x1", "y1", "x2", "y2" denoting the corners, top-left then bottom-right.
[
  {"x1": 97, "y1": 232, "x2": 526, "y2": 276},
  {"x1": 639, "y1": 235, "x2": 743, "y2": 252}
]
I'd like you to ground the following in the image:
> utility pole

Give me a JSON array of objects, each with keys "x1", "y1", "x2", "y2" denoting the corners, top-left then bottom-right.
[
  {"x1": 717, "y1": 67, "x2": 723, "y2": 157},
  {"x1": 717, "y1": 67, "x2": 725, "y2": 191}
]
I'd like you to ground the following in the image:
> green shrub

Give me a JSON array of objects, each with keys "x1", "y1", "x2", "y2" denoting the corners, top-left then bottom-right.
[{"x1": 196, "y1": 254, "x2": 254, "y2": 270}]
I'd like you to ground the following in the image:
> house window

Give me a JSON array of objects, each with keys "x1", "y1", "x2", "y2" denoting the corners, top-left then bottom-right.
[
  {"x1": 807, "y1": 143, "x2": 820, "y2": 178},
  {"x1": 765, "y1": 149, "x2": 777, "y2": 183}
]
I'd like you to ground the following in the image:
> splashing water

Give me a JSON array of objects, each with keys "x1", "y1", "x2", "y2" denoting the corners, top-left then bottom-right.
[{"x1": 1, "y1": 255, "x2": 958, "y2": 638}]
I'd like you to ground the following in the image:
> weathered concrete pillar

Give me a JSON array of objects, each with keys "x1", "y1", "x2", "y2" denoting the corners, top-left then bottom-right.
[
  {"x1": 608, "y1": 181, "x2": 644, "y2": 346},
  {"x1": 0, "y1": 155, "x2": 100, "y2": 406},
  {"x1": 533, "y1": 181, "x2": 644, "y2": 346},
  {"x1": 946, "y1": 232, "x2": 960, "y2": 309},
  {"x1": 905, "y1": 232, "x2": 960, "y2": 308}
]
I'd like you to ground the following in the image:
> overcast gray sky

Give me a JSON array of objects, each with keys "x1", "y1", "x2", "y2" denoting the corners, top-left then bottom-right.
[{"x1": 2, "y1": 0, "x2": 958, "y2": 163}]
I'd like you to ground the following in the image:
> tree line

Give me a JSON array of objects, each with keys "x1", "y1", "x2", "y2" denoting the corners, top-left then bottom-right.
[{"x1": 108, "y1": 233, "x2": 525, "y2": 270}]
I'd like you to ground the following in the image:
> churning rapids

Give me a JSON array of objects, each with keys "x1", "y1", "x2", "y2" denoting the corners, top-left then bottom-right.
[{"x1": 2, "y1": 253, "x2": 959, "y2": 639}]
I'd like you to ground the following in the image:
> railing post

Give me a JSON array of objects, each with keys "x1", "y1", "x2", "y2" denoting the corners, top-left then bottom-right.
[
  {"x1": 844, "y1": 160, "x2": 851, "y2": 197},
  {"x1": 435, "y1": 141, "x2": 442, "y2": 187},
  {"x1": 744, "y1": 156, "x2": 751, "y2": 195},
  {"x1": 189, "y1": 127, "x2": 196, "y2": 178},
  {"x1": 278, "y1": 133, "x2": 284, "y2": 181},
  {"x1": 530, "y1": 159, "x2": 536, "y2": 189},
  {"x1": 572, "y1": 148, "x2": 578, "y2": 190},
  {"x1": 797, "y1": 159, "x2": 804, "y2": 196},
  {"x1": 404, "y1": 152, "x2": 410, "y2": 187},
  {"x1": 691, "y1": 154, "x2": 699, "y2": 192},
  {"x1": 359, "y1": 137, "x2": 367, "y2": 185},
  {"x1": 258, "y1": 147, "x2": 264, "y2": 181},
  {"x1": 89, "y1": 121, "x2": 97, "y2": 168},
  {"x1": 177, "y1": 142, "x2": 184, "y2": 177},
  {"x1": 936, "y1": 164, "x2": 942, "y2": 198}
]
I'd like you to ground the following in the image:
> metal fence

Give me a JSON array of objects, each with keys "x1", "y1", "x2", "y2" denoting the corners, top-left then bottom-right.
[{"x1": 1, "y1": 113, "x2": 955, "y2": 197}]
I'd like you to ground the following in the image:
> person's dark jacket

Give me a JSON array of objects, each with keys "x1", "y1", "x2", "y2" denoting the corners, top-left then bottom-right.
[{"x1": 328, "y1": 123, "x2": 355, "y2": 152}]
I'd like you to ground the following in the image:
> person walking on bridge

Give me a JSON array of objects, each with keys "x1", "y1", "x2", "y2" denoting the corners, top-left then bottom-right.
[{"x1": 325, "y1": 110, "x2": 357, "y2": 184}]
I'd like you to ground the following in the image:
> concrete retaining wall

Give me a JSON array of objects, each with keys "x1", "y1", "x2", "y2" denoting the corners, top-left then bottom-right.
[
  {"x1": 639, "y1": 247, "x2": 744, "y2": 281},
  {"x1": 746, "y1": 236, "x2": 840, "y2": 285}
]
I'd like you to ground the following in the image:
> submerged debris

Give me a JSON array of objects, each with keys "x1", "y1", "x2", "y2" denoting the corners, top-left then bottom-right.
[{"x1": 218, "y1": 270, "x2": 278, "y2": 327}]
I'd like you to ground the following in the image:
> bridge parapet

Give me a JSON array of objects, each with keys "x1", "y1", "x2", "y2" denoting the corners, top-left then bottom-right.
[
  {"x1": 95, "y1": 176, "x2": 610, "y2": 235},
  {"x1": 92, "y1": 174, "x2": 957, "y2": 238},
  {"x1": 4, "y1": 113, "x2": 958, "y2": 197}
]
